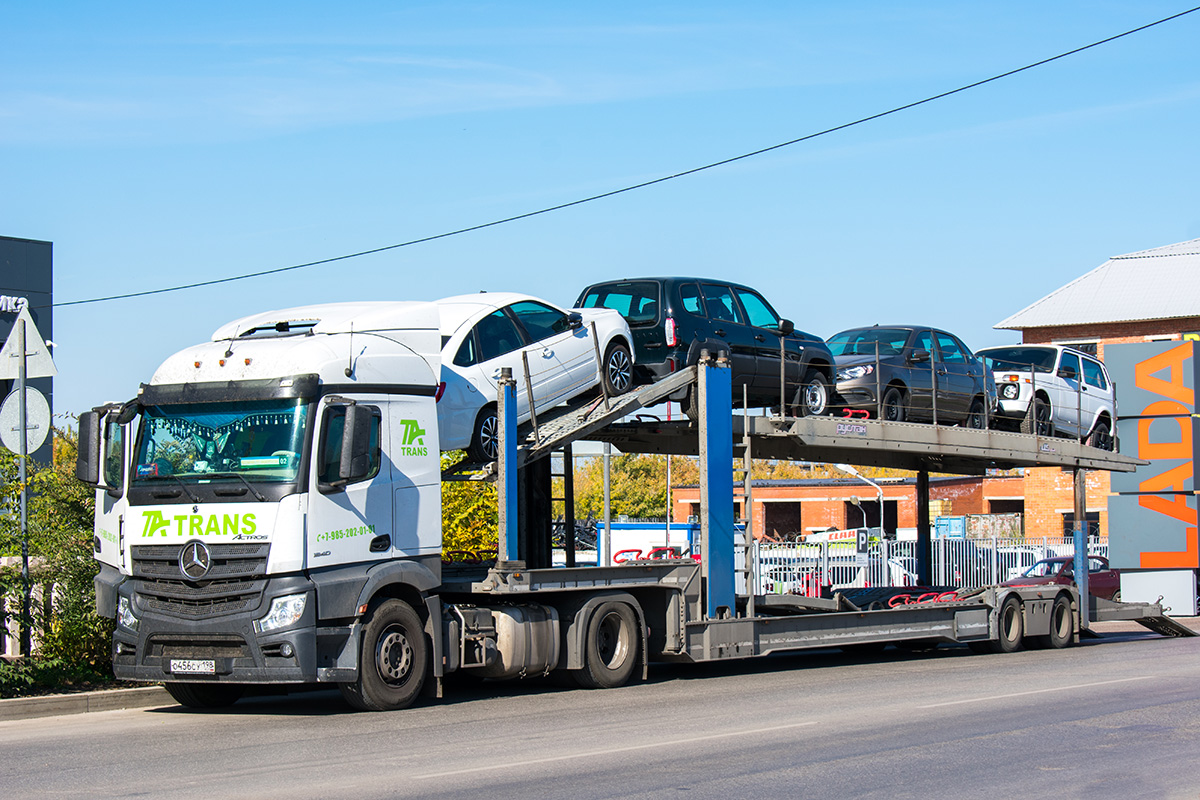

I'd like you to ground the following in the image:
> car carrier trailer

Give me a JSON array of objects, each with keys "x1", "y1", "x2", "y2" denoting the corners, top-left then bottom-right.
[{"x1": 75, "y1": 304, "x2": 1192, "y2": 712}]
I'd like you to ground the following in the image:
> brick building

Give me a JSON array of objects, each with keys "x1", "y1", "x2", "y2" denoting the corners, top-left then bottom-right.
[
  {"x1": 995, "y1": 237, "x2": 1200, "y2": 537},
  {"x1": 672, "y1": 474, "x2": 1024, "y2": 540}
]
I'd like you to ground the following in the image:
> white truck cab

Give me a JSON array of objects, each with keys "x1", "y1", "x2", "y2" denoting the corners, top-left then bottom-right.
[{"x1": 79, "y1": 302, "x2": 446, "y2": 705}]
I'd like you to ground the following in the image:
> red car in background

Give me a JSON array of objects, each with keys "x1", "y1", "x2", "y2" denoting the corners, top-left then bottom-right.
[{"x1": 1000, "y1": 555, "x2": 1121, "y2": 601}]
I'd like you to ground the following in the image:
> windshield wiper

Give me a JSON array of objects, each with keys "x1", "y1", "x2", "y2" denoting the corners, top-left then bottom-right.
[
  {"x1": 207, "y1": 471, "x2": 268, "y2": 502},
  {"x1": 154, "y1": 473, "x2": 201, "y2": 504}
]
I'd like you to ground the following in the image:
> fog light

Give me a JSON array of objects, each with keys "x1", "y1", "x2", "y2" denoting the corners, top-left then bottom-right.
[{"x1": 257, "y1": 593, "x2": 307, "y2": 633}]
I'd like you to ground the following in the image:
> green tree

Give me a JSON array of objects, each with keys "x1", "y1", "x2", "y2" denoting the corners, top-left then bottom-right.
[
  {"x1": 0, "y1": 426, "x2": 113, "y2": 696},
  {"x1": 440, "y1": 452, "x2": 497, "y2": 557}
]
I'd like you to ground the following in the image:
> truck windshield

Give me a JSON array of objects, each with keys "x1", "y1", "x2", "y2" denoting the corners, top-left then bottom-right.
[
  {"x1": 132, "y1": 399, "x2": 308, "y2": 484},
  {"x1": 979, "y1": 347, "x2": 1056, "y2": 373}
]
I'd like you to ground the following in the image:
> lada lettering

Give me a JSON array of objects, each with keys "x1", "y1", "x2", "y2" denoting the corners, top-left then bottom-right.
[{"x1": 141, "y1": 510, "x2": 258, "y2": 538}]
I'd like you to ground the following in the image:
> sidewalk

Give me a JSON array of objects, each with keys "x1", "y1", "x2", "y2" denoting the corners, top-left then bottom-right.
[{"x1": 0, "y1": 685, "x2": 170, "y2": 722}]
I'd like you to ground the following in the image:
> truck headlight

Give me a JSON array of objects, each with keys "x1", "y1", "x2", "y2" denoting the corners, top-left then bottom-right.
[
  {"x1": 837, "y1": 364, "x2": 874, "y2": 382},
  {"x1": 257, "y1": 593, "x2": 307, "y2": 633},
  {"x1": 117, "y1": 596, "x2": 139, "y2": 632}
]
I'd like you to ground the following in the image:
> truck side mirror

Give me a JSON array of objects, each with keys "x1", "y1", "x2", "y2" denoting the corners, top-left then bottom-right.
[
  {"x1": 338, "y1": 404, "x2": 378, "y2": 483},
  {"x1": 76, "y1": 411, "x2": 102, "y2": 486}
]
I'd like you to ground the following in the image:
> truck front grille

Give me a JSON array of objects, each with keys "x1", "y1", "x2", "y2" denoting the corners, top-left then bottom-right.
[{"x1": 131, "y1": 543, "x2": 269, "y2": 619}]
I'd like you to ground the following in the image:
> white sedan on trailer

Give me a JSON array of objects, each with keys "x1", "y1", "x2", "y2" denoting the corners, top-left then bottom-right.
[{"x1": 435, "y1": 292, "x2": 635, "y2": 461}]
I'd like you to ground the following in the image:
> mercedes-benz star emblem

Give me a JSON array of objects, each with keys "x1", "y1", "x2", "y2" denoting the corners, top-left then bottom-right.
[{"x1": 179, "y1": 540, "x2": 212, "y2": 580}]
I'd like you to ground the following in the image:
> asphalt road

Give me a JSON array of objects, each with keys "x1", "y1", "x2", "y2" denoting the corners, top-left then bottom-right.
[{"x1": 4, "y1": 629, "x2": 1199, "y2": 800}]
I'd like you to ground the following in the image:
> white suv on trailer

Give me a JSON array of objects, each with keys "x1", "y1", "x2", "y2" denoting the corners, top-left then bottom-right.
[{"x1": 977, "y1": 344, "x2": 1116, "y2": 450}]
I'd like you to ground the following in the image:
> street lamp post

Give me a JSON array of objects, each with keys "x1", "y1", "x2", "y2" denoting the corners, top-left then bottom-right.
[{"x1": 836, "y1": 463, "x2": 884, "y2": 532}]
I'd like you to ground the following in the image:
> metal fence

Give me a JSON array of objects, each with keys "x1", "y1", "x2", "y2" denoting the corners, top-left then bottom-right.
[{"x1": 752, "y1": 536, "x2": 1109, "y2": 596}]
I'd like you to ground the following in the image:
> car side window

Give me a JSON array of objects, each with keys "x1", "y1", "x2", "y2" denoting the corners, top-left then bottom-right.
[
  {"x1": 1060, "y1": 351, "x2": 1081, "y2": 380},
  {"x1": 318, "y1": 406, "x2": 381, "y2": 485},
  {"x1": 453, "y1": 330, "x2": 478, "y2": 367},
  {"x1": 701, "y1": 284, "x2": 744, "y2": 324},
  {"x1": 734, "y1": 289, "x2": 780, "y2": 329},
  {"x1": 678, "y1": 283, "x2": 704, "y2": 315},
  {"x1": 934, "y1": 332, "x2": 967, "y2": 364},
  {"x1": 911, "y1": 330, "x2": 933, "y2": 357},
  {"x1": 475, "y1": 309, "x2": 525, "y2": 362},
  {"x1": 1088, "y1": 558, "x2": 1106, "y2": 573},
  {"x1": 508, "y1": 301, "x2": 570, "y2": 342},
  {"x1": 1082, "y1": 358, "x2": 1107, "y2": 390}
]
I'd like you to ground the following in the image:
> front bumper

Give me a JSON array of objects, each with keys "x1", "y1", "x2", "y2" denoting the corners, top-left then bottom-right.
[{"x1": 110, "y1": 574, "x2": 359, "y2": 685}]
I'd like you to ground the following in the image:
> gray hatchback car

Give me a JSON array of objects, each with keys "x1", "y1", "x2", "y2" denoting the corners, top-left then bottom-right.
[{"x1": 827, "y1": 325, "x2": 995, "y2": 427}]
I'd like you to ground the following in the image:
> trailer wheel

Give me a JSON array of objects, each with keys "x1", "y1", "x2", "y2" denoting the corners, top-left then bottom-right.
[
  {"x1": 340, "y1": 599, "x2": 428, "y2": 711},
  {"x1": 165, "y1": 682, "x2": 246, "y2": 709},
  {"x1": 576, "y1": 601, "x2": 639, "y2": 689},
  {"x1": 602, "y1": 342, "x2": 634, "y2": 396},
  {"x1": 468, "y1": 405, "x2": 499, "y2": 462},
  {"x1": 993, "y1": 595, "x2": 1025, "y2": 653},
  {"x1": 1044, "y1": 594, "x2": 1074, "y2": 649}
]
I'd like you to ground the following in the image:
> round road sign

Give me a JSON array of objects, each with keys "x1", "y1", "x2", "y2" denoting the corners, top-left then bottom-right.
[{"x1": 0, "y1": 387, "x2": 51, "y2": 454}]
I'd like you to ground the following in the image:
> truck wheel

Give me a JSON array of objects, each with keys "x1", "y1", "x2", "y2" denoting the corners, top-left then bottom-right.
[
  {"x1": 340, "y1": 599, "x2": 428, "y2": 711},
  {"x1": 467, "y1": 405, "x2": 499, "y2": 462},
  {"x1": 602, "y1": 342, "x2": 633, "y2": 396},
  {"x1": 1021, "y1": 398, "x2": 1052, "y2": 436},
  {"x1": 992, "y1": 595, "x2": 1025, "y2": 653},
  {"x1": 881, "y1": 387, "x2": 906, "y2": 422},
  {"x1": 1043, "y1": 594, "x2": 1074, "y2": 649},
  {"x1": 793, "y1": 369, "x2": 830, "y2": 417},
  {"x1": 165, "y1": 682, "x2": 246, "y2": 709},
  {"x1": 576, "y1": 601, "x2": 639, "y2": 689}
]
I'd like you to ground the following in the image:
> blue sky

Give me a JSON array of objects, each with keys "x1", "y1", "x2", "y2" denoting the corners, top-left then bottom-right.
[{"x1": 3, "y1": 2, "x2": 1199, "y2": 416}]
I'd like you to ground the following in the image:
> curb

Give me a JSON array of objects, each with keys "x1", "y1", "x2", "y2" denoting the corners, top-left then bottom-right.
[{"x1": 0, "y1": 685, "x2": 172, "y2": 722}]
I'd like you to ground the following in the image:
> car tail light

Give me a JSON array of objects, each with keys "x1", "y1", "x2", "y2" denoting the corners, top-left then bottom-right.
[
  {"x1": 665, "y1": 316, "x2": 678, "y2": 348},
  {"x1": 435, "y1": 381, "x2": 446, "y2": 402}
]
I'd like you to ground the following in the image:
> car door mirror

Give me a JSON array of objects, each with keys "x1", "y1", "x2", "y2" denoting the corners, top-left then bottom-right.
[
  {"x1": 908, "y1": 349, "x2": 930, "y2": 364},
  {"x1": 1057, "y1": 365, "x2": 1077, "y2": 380},
  {"x1": 776, "y1": 319, "x2": 795, "y2": 336},
  {"x1": 567, "y1": 312, "x2": 583, "y2": 330}
]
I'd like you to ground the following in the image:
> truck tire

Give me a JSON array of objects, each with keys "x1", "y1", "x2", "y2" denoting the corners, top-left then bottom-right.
[
  {"x1": 165, "y1": 682, "x2": 246, "y2": 709},
  {"x1": 602, "y1": 342, "x2": 634, "y2": 396},
  {"x1": 1042, "y1": 594, "x2": 1074, "y2": 649},
  {"x1": 468, "y1": 405, "x2": 499, "y2": 462},
  {"x1": 992, "y1": 595, "x2": 1025, "y2": 653},
  {"x1": 575, "y1": 601, "x2": 639, "y2": 689},
  {"x1": 340, "y1": 599, "x2": 428, "y2": 711}
]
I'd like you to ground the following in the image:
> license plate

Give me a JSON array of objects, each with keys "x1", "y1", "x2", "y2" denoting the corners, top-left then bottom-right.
[{"x1": 170, "y1": 659, "x2": 216, "y2": 675}]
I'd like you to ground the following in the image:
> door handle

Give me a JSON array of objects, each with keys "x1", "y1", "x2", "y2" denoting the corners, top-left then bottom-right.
[
  {"x1": 542, "y1": 348, "x2": 554, "y2": 358},
  {"x1": 754, "y1": 335, "x2": 765, "y2": 342},
  {"x1": 714, "y1": 329, "x2": 726, "y2": 337}
]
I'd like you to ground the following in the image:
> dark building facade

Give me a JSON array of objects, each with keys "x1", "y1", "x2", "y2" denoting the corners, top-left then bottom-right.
[{"x1": 0, "y1": 235, "x2": 54, "y2": 464}]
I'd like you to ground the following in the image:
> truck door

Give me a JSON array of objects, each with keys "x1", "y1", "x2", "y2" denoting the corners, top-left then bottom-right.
[
  {"x1": 306, "y1": 399, "x2": 393, "y2": 569},
  {"x1": 93, "y1": 416, "x2": 128, "y2": 570}
]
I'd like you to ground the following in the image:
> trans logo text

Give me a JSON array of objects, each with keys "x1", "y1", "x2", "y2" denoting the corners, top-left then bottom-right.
[{"x1": 142, "y1": 510, "x2": 258, "y2": 538}]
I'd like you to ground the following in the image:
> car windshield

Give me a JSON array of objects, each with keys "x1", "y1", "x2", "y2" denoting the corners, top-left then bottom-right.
[
  {"x1": 980, "y1": 347, "x2": 1057, "y2": 373},
  {"x1": 1024, "y1": 560, "x2": 1065, "y2": 578},
  {"x1": 132, "y1": 399, "x2": 308, "y2": 484},
  {"x1": 827, "y1": 328, "x2": 911, "y2": 357}
]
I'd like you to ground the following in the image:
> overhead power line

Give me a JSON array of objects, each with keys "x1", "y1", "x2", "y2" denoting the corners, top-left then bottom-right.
[{"x1": 55, "y1": 5, "x2": 1200, "y2": 309}]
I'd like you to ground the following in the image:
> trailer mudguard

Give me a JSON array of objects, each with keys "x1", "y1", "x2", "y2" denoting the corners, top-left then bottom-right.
[
  {"x1": 562, "y1": 591, "x2": 649, "y2": 680},
  {"x1": 310, "y1": 556, "x2": 440, "y2": 621}
]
